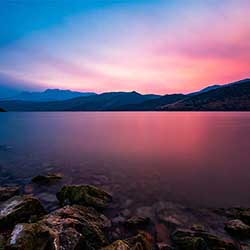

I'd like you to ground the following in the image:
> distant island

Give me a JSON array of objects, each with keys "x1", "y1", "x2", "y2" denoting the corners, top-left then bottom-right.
[{"x1": 0, "y1": 79, "x2": 250, "y2": 111}]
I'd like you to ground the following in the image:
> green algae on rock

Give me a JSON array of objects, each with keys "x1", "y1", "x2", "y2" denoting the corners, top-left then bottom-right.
[
  {"x1": 172, "y1": 229, "x2": 237, "y2": 250},
  {"x1": 56, "y1": 185, "x2": 112, "y2": 209},
  {"x1": 0, "y1": 196, "x2": 46, "y2": 230},
  {"x1": 101, "y1": 232, "x2": 153, "y2": 250},
  {"x1": 41, "y1": 205, "x2": 110, "y2": 250}
]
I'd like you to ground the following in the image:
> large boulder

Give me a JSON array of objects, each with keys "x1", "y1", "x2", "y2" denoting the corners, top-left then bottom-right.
[
  {"x1": 101, "y1": 232, "x2": 153, "y2": 250},
  {"x1": 225, "y1": 219, "x2": 250, "y2": 238},
  {"x1": 57, "y1": 185, "x2": 112, "y2": 209},
  {"x1": 0, "y1": 196, "x2": 46, "y2": 230},
  {"x1": 172, "y1": 229, "x2": 237, "y2": 250},
  {"x1": 7, "y1": 223, "x2": 54, "y2": 250},
  {"x1": 7, "y1": 205, "x2": 111, "y2": 250},
  {"x1": 0, "y1": 186, "x2": 20, "y2": 202}
]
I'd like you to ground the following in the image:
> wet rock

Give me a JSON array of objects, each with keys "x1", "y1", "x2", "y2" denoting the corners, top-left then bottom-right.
[
  {"x1": 219, "y1": 207, "x2": 250, "y2": 225},
  {"x1": 57, "y1": 185, "x2": 112, "y2": 209},
  {"x1": 124, "y1": 216, "x2": 150, "y2": 229},
  {"x1": 7, "y1": 205, "x2": 111, "y2": 250},
  {"x1": 172, "y1": 229, "x2": 207, "y2": 250},
  {"x1": 190, "y1": 224, "x2": 206, "y2": 232},
  {"x1": 0, "y1": 186, "x2": 20, "y2": 202},
  {"x1": 101, "y1": 232, "x2": 153, "y2": 250},
  {"x1": 157, "y1": 243, "x2": 174, "y2": 250},
  {"x1": 41, "y1": 205, "x2": 110, "y2": 250},
  {"x1": 7, "y1": 223, "x2": 54, "y2": 250},
  {"x1": 0, "y1": 196, "x2": 46, "y2": 230},
  {"x1": 225, "y1": 219, "x2": 250, "y2": 238},
  {"x1": 136, "y1": 206, "x2": 154, "y2": 219},
  {"x1": 159, "y1": 215, "x2": 183, "y2": 228},
  {"x1": 112, "y1": 215, "x2": 126, "y2": 225},
  {"x1": 172, "y1": 229, "x2": 237, "y2": 250},
  {"x1": 32, "y1": 173, "x2": 62, "y2": 184}
]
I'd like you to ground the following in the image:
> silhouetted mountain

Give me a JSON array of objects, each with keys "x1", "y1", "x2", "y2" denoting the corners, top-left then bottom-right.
[
  {"x1": 0, "y1": 79, "x2": 249, "y2": 111},
  {"x1": 190, "y1": 85, "x2": 222, "y2": 96},
  {"x1": 1, "y1": 89, "x2": 96, "y2": 102},
  {"x1": 0, "y1": 108, "x2": 5, "y2": 112},
  {"x1": 162, "y1": 79, "x2": 250, "y2": 111},
  {"x1": 116, "y1": 94, "x2": 185, "y2": 111},
  {"x1": 0, "y1": 91, "x2": 160, "y2": 111}
]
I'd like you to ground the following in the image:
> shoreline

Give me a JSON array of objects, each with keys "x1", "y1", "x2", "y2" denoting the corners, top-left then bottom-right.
[{"x1": 0, "y1": 175, "x2": 250, "y2": 249}]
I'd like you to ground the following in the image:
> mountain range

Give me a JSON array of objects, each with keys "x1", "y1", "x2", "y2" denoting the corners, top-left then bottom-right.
[
  {"x1": 1, "y1": 89, "x2": 96, "y2": 102},
  {"x1": 0, "y1": 79, "x2": 249, "y2": 111}
]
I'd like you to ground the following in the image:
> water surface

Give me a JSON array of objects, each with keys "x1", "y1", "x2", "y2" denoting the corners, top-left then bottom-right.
[{"x1": 0, "y1": 112, "x2": 250, "y2": 210}]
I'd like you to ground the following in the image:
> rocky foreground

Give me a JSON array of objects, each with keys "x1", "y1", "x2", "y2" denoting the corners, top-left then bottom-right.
[{"x1": 0, "y1": 176, "x2": 250, "y2": 249}]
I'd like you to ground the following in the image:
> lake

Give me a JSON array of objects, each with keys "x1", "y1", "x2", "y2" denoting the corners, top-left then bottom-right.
[{"x1": 0, "y1": 112, "x2": 250, "y2": 212}]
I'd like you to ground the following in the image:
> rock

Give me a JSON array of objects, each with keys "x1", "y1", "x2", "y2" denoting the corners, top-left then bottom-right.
[
  {"x1": 41, "y1": 205, "x2": 110, "y2": 250},
  {"x1": 225, "y1": 219, "x2": 250, "y2": 238},
  {"x1": 172, "y1": 229, "x2": 207, "y2": 250},
  {"x1": 124, "y1": 216, "x2": 150, "y2": 229},
  {"x1": 56, "y1": 185, "x2": 112, "y2": 209},
  {"x1": 101, "y1": 232, "x2": 153, "y2": 250},
  {"x1": 7, "y1": 223, "x2": 54, "y2": 250},
  {"x1": 0, "y1": 196, "x2": 46, "y2": 230},
  {"x1": 157, "y1": 243, "x2": 174, "y2": 250},
  {"x1": 7, "y1": 205, "x2": 110, "y2": 250},
  {"x1": 172, "y1": 229, "x2": 237, "y2": 250},
  {"x1": 219, "y1": 207, "x2": 250, "y2": 225},
  {"x1": 32, "y1": 173, "x2": 62, "y2": 184},
  {"x1": 0, "y1": 186, "x2": 20, "y2": 202},
  {"x1": 191, "y1": 224, "x2": 206, "y2": 232},
  {"x1": 136, "y1": 206, "x2": 154, "y2": 219}
]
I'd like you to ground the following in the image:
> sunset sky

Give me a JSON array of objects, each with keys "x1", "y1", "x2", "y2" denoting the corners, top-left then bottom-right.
[{"x1": 0, "y1": 0, "x2": 249, "y2": 96}]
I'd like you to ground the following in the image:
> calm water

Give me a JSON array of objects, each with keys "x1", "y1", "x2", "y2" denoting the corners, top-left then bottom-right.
[{"x1": 0, "y1": 112, "x2": 250, "y2": 210}]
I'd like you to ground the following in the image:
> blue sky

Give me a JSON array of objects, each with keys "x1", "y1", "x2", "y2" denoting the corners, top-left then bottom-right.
[{"x1": 0, "y1": 0, "x2": 249, "y2": 97}]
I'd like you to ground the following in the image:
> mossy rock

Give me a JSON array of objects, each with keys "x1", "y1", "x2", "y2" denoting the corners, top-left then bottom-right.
[
  {"x1": 7, "y1": 205, "x2": 110, "y2": 250},
  {"x1": 41, "y1": 205, "x2": 110, "y2": 250},
  {"x1": 6, "y1": 223, "x2": 54, "y2": 250},
  {"x1": 172, "y1": 229, "x2": 237, "y2": 250},
  {"x1": 0, "y1": 196, "x2": 46, "y2": 230},
  {"x1": 101, "y1": 232, "x2": 153, "y2": 250},
  {"x1": 57, "y1": 185, "x2": 112, "y2": 209}
]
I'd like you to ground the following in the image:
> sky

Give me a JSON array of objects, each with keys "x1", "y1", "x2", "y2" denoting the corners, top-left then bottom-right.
[{"x1": 0, "y1": 0, "x2": 249, "y2": 96}]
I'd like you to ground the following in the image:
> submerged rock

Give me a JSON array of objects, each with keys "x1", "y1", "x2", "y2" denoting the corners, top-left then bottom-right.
[
  {"x1": 172, "y1": 229, "x2": 237, "y2": 250},
  {"x1": 225, "y1": 219, "x2": 250, "y2": 238},
  {"x1": 101, "y1": 232, "x2": 153, "y2": 250},
  {"x1": 0, "y1": 196, "x2": 46, "y2": 230},
  {"x1": 57, "y1": 185, "x2": 112, "y2": 209},
  {"x1": 32, "y1": 173, "x2": 62, "y2": 184},
  {"x1": 0, "y1": 186, "x2": 20, "y2": 202},
  {"x1": 124, "y1": 216, "x2": 151, "y2": 229}
]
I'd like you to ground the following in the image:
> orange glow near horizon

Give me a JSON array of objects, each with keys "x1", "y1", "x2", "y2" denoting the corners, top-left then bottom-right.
[{"x1": 0, "y1": 1, "x2": 249, "y2": 94}]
